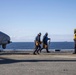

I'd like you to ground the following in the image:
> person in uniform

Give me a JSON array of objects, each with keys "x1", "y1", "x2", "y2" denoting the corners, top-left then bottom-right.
[
  {"x1": 33, "y1": 33, "x2": 42, "y2": 55},
  {"x1": 41, "y1": 33, "x2": 51, "y2": 53},
  {"x1": 74, "y1": 33, "x2": 76, "y2": 54}
]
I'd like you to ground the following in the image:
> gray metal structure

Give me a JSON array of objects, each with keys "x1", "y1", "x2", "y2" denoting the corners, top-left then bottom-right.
[{"x1": 0, "y1": 31, "x2": 11, "y2": 49}]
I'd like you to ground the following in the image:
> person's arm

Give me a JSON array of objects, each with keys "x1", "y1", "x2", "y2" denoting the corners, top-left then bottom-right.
[{"x1": 48, "y1": 38, "x2": 50, "y2": 40}]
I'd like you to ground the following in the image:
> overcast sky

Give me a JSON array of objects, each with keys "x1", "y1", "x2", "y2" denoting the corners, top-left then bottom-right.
[{"x1": 0, "y1": 0, "x2": 76, "y2": 42}]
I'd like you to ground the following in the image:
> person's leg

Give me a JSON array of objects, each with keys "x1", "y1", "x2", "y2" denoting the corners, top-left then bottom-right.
[
  {"x1": 40, "y1": 43, "x2": 45, "y2": 52},
  {"x1": 33, "y1": 46, "x2": 38, "y2": 55},
  {"x1": 74, "y1": 43, "x2": 76, "y2": 53},
  {"x1": 39, "y1": 46, "x2": 44, "y2": 52},
  {"x1": 46, "y1": 45, "x2": 50, "y2": 53},
  {"x1": 37, "y1": 45, "x2": 41, "y2": 54}
]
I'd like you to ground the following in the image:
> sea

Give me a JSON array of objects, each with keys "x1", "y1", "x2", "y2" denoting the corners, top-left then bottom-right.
[{"x1": 3, "y1": 42, "x2": 74, "y2": 51}]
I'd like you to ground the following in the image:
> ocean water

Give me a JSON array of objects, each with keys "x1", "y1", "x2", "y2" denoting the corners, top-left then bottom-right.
[{"x1": 5, "y1": 42, "x2": 74, "y2": 50}]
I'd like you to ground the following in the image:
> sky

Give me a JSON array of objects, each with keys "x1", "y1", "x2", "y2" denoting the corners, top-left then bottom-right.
[{"x1": 0, "y1": 0, "x2": 76, "y2": 42}]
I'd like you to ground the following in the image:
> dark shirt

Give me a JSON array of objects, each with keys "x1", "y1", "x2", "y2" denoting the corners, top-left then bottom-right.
[
  {"x1": 35, "y1": 35, "x2": 41, "y2": 42},
  {"x1": 43, "y1": 35, "x2": 50, "y2": 45}
]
